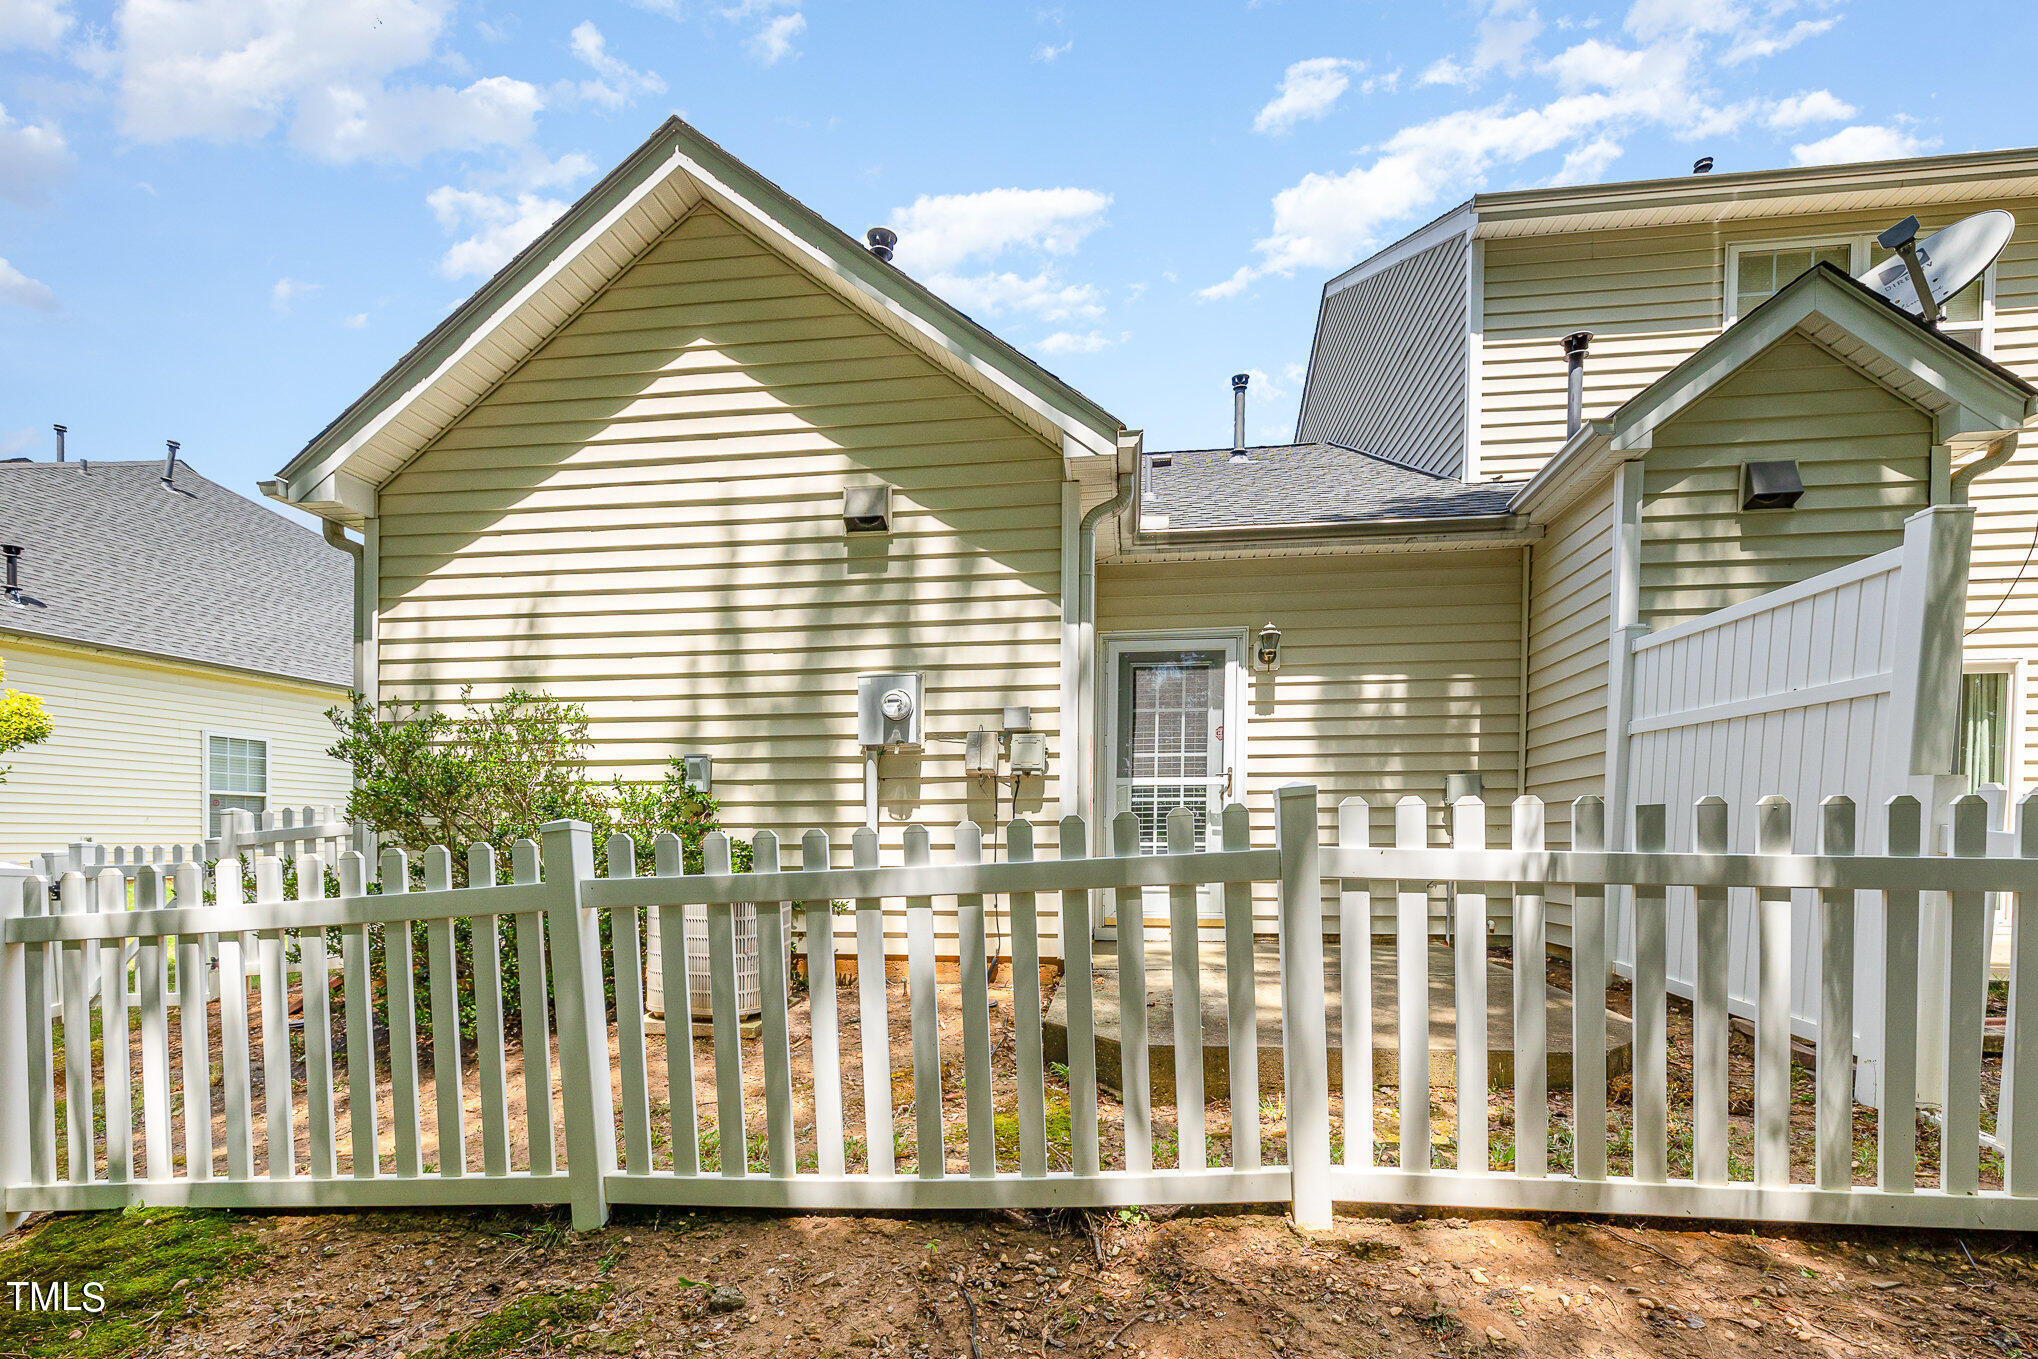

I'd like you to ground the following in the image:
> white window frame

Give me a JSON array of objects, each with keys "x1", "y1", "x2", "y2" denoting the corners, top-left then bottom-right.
[
  {"x1": 1958, "y1": 657, "x2": 2026, "y2": 802},
  {"x1": 1722, "y1": 234, "x2": 1869, "y2": 328},
  {"x1": 1097, "y1": 628, "x2": 1251, "y2": 937},
  {"x1": 1098, "y1": 629, "x2": 1250, "y2": 832},
  {"x1": 202, "y1": 729, "x2": 272, "y2": 838},
  {"x1": 1724, "y1": 232, "x2": 1998, "y2": 353}
]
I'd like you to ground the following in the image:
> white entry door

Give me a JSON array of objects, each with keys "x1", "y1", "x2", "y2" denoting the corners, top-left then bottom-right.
[{"x1": 1100, "y1": 634, "x2": 1246, "y2": 938}]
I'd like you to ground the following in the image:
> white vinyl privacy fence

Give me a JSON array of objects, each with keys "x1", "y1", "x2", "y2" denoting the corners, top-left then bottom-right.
[
  {"x1": 3, "y1": 785, "x2": 2036, "y2": 1236},
  {"x1": 1618, "y1": 505, "x2": 1974, "y2": 1105}
]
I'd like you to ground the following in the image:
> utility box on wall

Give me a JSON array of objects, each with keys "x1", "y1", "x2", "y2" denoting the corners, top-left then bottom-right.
[{"x1": 857, "y1": 672, "x2": 924, "y2": 751}]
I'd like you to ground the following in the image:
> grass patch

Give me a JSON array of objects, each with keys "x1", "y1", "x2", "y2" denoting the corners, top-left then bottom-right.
[
  {"x1": 414, "y1": 1284, "x2": 617, "y2": 1359},
  {"x1": 0, "y1": 1209, "x2": 262, "y2": 1359}
]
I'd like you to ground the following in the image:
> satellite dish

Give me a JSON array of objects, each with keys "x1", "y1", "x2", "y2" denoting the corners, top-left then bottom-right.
[{"x1": 1857, "y1": 209, "x2": 2014, "y2": 324}]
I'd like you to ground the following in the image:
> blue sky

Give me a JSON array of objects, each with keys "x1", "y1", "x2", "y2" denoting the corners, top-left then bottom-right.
[{"x1": 1, "y1": 0, "x2": 2034, "y2": 517}]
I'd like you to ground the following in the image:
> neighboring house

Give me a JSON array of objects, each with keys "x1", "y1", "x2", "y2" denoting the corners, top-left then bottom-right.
[
  {"x1": 0, "y1": 456, "x2": 354, "y2": 861},
  {"x1": 263, "y1": 119, "x2": 2019, "y2": 984},
  {"x1": 1293, "y1": 148, "x2": 2038, "y2": 821}
]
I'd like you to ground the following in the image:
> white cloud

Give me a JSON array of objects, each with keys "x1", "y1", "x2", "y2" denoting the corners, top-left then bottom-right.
[
  {"x1": 1204, "y1": 0, "x2": 1841, "y2": 298},
  {"x1": 1766, "y1": 88, "x2": 1854, "y2": 129},
  {"x1": 749, "y1": 11, "x2": 805, "y2": 63},
  {"x1": 889, "y1": 187, "x2": 1111, "y2": 273},
  {"x1": 1253, "y1": 57, "x2": 1361, "y2": 135},
  {"x1": 0, "y1": 258, "x2": 56, "y2": 313},
  {"x1": 0, "y1": 0, "x2": 73, "y2": 51},
  {"x1": 1792, "y1": 123, "x2": 1937, "y2": 166},
  {"x1": 1551, "y1": 136, "x2": 1623, "y2": 184},
  {"x1": 342, "y1": 312, "x2": 368, "y2": 328},
  {"x1": 891, "y1": 186, "x2": 1114, "y2": 328},
  {"x1": 1421, "y1": 0, "x2": 1544, "y2": 86},
  {"x1": 569, "y1": 20, "x2": 665, "y2": 108},
  {"x1": 1037, "y1": 330, "x2": 1115, "y2": 355},
  {"x1": 0, "y1": 102, "x2": 71, "y2": 206},
  {"x1": 270, "y1": 276, "x2": 319, "y2": 312},
  {"x1": 109, "y1": 0, "x2": 544, "y2": 163},
  {"x1": 427, "y1": 186, "x2": 568, "y2": 278},
  {"x1": 927, "y1": 270, "x2": 1102, "y2": 323},
  {"x1": 291, "y1": 75, "x2": 544, "y2": 163},
  {"x1": 1033, "y1": 38, "x2": 1072, "y2": 62}
]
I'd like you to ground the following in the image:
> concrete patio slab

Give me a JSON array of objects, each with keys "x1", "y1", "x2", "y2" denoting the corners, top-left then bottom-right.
[{"x1": 1043, "y1": 940, "x2": 1633, "y2": 1102}]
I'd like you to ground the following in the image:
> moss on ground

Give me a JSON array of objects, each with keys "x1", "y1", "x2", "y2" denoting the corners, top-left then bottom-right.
[
  {"x1": 0, "y1": 1209, "x2": 262, "y2": 1359},
  {"x1": 413, "y1": 1284, "x2": 617, "y2": 1358}
]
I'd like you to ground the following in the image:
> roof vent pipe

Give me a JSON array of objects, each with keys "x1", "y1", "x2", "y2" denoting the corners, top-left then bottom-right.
[
  {"x1": 1692, "y1": 156, "x2": 1714, "y2": 174},
  {"x1": 865, "y1": 227, "x2": 897, "y2": 263},
  {"x1": 162, "y1": 440, "x2": 180, "y2": 489},
  {"x1": 52, "y1": 424, "x2": 65, "y2": 463},
  {"x1": 1562, "y1": 331, "x2": 1592, "y2": 437},
  {"x1": 2, "y1": 544, "x2": 20, "y2": 603},
  {"x1": 1231, "y1": 372, "x2": 1250, "y2": 460}
]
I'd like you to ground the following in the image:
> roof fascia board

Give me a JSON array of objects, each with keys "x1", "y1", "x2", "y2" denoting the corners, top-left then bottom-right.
[
  {"x1": 1469, "y1": 147, "x2": 2038, "y2": 234},
  {"x1": 1610, "y1": 270, "x2": 2037, "y2": 454},
  {"x1": 1510, "y1": 422, "x2": 1623, "y2": 523},
  {"x1": 674, "y1": 144, "x2": 1119, "y2": 458},
  {"x1": 1131, "y1": 511, "x2": 1531, "y2": 550},
  {"x1": 0, "y1": 626, "x2": 349, "y2": 695},
  {"x1": 284, "y1": 120, "x2": 1122, "y2": 504},
  {"x1": 1322, "y1": 201, "x2": 1476, "y2": 299},
  {"x1": 282, "y1": 126, "x2": 695, "y2": 499}
]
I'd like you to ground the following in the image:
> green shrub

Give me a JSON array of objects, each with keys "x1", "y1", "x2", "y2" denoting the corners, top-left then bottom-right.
[{"x1": 319, "y1": 689, "x2": 751, "y2": 1045}]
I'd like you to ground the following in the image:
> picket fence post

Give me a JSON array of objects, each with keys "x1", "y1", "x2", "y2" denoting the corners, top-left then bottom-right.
[
  {"x1": 1276, "y1": 784, "x2": 1332, "y2": 1229},
  {"x1": 0, "y1": 863, "x2": 29, "y2": 1234},
  {"x1": 542, "y1": 819, "x2": 614, "y2": 1230}
]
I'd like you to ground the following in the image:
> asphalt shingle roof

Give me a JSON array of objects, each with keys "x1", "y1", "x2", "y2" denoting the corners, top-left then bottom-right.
[
  {"x1": 0, "y1": 460, "x2": 352, "y2": 688},
  {"x1": 1140, "y1": 442, "x2": 1522, "y2": 530}
]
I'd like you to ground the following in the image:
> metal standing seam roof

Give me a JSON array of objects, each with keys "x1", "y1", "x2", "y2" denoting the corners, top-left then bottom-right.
[
  {"x1": 0, "y1": 460, "x2": 352, "y2": 688},
  {"x1": 1138, "y1": 442, "x2": 1523, "y2": 530}
]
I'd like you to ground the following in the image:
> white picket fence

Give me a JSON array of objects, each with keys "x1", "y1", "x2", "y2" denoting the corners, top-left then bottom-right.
[
  {"x1": 2, "y1": 785, "x2": 2035, "y2": 1237},
  {"x1": 26, "y1": 806, "x2": 355, "y2": 883}
]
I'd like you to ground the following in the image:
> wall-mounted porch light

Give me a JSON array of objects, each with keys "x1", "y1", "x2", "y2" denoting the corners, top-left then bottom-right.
[{"x1": 1253, "y1": 621, "x2": 1283, "y2": 673}]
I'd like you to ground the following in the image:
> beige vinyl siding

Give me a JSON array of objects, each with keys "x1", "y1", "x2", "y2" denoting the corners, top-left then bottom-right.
[
  {"x1": 374, "y1": 204, "x2": 1070, "y2": 954},
  {"x1": 0, "y1": 634, "x2": 350, "y2": 861},
  {"x1": 1476, "y1": 196, "x2": 2038, "y2": 483},
  {"x1": 1638, "y1": 333, "x2": 1931, "y2": 629},
  {"x1": 1296, "y1": 234, "x2": 1470, "y2": 474},
  {"x1": 1094, "y1": 549, "x2": 1522, "y2": 932},
  {"x1": 1523, "y1": 476, "x2": 1614, "y2": 867}
]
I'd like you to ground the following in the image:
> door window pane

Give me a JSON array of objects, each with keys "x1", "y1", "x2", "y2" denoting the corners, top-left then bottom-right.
[
  {"x1": 1117, "y1": 651, "x2": 1222, "y2": 854},
  {"x1": 1957, "y1": 671, "x2": 2010, "y2": 793}
]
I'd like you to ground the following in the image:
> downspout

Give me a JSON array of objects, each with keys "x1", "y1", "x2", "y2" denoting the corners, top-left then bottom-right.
[
  {"x1": 323, "y1": 519, "x2": 376, "y2": 859},
  {"x1": 323, "y1": 521, "x2": 369, "y2": 701},
  {"x1": 1949, "y1": 430, "x2": 2020, "y2": 503},
  {"x1": 1077, "y1": 460, "x2": 1136, "y2": 833}
]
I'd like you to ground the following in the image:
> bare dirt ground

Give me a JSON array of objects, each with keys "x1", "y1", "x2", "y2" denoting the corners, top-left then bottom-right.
[{"x1": 21, "y1": 944, "x2": 2035, "y2": 1357}]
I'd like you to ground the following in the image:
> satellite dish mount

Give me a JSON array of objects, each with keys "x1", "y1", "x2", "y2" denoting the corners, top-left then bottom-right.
[
  {"x1": 1857, "y1": 209, "x2": 2015, "y2": 332},
  {"x1": 1876, "y1": 216, "x2": 1939, "y2": 327}
]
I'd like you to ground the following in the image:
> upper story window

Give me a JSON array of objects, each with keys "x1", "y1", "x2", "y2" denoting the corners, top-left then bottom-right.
[
  {"x1": 1726, "y1": 233, "x2": 1995, "y2": 353},
  {"x1": 1732, "y1": 241, "x2": 1856, "y2": 321}
]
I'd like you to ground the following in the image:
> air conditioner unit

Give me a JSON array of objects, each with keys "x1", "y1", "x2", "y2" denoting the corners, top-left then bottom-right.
[{"x1": 644, "y1": 902, "x2": 793, "y2": 1024}]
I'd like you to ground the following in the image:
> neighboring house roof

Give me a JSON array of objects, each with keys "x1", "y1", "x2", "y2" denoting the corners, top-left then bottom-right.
[
  {"x1": 1513, "y1": 262, "x2": 2038, "y2": 522},
  {"x1": 0, "y1": 460, "x2": 352, "y2": 688},
  {"x1": 274, "y1": 116, "x2": 1125, "y2": 523},
  {"x1": 1138, "y1": 442, "x2": 1522, "y2": 531}
]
